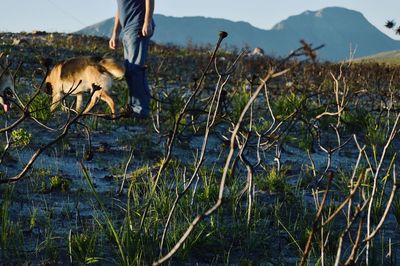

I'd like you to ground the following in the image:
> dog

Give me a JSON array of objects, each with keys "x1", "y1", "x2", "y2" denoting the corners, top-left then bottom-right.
[
  {"x1": 45, "y1": 56, "x2": 125, "y2": 115},
  {"x1": 0, "y1": 53, "x2": 14, "y2": 112}
]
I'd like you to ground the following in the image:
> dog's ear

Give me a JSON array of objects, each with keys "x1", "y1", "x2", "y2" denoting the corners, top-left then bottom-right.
[{"x1": 44, "y1": 82, "x2": 53, "y2": 95}]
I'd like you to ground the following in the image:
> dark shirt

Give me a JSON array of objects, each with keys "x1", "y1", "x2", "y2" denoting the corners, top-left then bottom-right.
[{"x1": 117, "y1": 0, "x2": 146, "y2": 32}]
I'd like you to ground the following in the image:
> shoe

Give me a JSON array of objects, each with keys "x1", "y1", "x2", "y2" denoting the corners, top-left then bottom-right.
[
  {"x1": 121, "y1": 104, "x2": 132, "y2": 118},
  {"x1": 122, "y1": 104, "x2": 149, "y2": 120}
]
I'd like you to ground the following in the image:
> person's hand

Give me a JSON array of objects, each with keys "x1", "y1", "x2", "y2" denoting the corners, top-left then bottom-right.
[
  {"x1": 141, "y1": 21, "x2": 153, "y2": 37},
  {"x1": 109, "y1": 34, "x2": 118, "y2": 50}
]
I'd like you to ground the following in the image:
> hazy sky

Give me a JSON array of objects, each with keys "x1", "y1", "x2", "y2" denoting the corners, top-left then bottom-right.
[{"x1": 0, "y1": 0, "x2": 399, "y2": 40}]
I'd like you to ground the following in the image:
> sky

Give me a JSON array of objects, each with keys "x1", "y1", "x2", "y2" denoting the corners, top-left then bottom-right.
[{"x1": 0, "y1": 0, "x2": 399, "y2": 40}]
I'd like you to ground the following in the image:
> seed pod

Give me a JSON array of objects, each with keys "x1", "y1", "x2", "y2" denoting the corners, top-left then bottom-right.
[{"x1": 219, "y1": 31, "x2": 228, "y2": 39}]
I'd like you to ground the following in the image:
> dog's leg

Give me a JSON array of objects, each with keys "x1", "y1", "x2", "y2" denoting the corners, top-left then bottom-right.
[
  {"x1": 82, "y1": 90, "x2": 101, "y2": 114},
  {"x1": 76, "y1": 94, "x2": 83, "y2": 112},
  {"x1": 99, "y1": 91, "x2": 116, "y2": 116},
  {"x1": 51, "y1": 92, "x2": 63, "y2": 112}
]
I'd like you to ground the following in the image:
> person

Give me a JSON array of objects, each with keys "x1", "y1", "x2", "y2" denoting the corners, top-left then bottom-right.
[{"x1": 109, "y1": 0, "x2": 155, "y2": 118}]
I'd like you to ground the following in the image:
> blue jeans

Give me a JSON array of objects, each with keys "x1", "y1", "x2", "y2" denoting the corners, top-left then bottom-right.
[{"x1": 122, "y1": 29, "x2": 151, "y2": 116}]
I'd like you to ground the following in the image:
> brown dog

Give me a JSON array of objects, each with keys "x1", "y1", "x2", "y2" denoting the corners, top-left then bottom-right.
[{"x1": 45, "y1": 56, "x2": 125, "y2": 115}]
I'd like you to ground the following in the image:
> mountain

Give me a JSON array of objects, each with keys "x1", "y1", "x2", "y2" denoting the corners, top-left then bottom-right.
[
  {"x1": 269, "y1": 7, "x2": 400, "y2": 61},
  {"x1": 76, "y1": 7, "x2": 400, "y2": 61},
  {"x1": 77, "y1": 15, "x2": 269, "y2": 50}
]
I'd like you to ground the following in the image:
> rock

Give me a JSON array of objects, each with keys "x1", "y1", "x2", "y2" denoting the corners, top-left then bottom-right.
[
  {"x1": 249, "y1": 47, "x2": 265, "y2": 56},
  {"x1": 12, "y1": 38, "x2": 29, "y2": 46}
]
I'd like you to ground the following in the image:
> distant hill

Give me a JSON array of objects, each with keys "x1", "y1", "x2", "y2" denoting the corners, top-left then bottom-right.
[{"x1": 76, "y1": 7, "x2": 400, "y2": 61}]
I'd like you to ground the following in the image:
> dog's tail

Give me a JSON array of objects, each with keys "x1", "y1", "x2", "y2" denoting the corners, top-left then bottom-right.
[{"x1": 100, "y1": 58, "x2": 125, "y2": 80}]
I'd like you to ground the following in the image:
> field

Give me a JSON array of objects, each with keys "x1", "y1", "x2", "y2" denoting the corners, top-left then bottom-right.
[
  {"x1": 1, "y1": 31, "x2": 400, "y2": 265},
  {"x1": 355, "y1": 50, "x2": 400, "y2": 65}
]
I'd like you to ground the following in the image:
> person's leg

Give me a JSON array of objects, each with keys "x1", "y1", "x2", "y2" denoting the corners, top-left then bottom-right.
[{"x1": 123, "y1": 30, "x2": 151, "y2": 117}]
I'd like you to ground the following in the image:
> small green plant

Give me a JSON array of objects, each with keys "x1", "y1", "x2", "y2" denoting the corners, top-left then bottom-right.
[
  {"x1": 28, "y1": 168, "x2": 53, "y2": 192},
  {"x1": 273, "y1": 92, "x2": 304, "y2": 120},
  {"x1": 344, "y1": 111, "x2": 386, "y2": 147},
  {"x1": 28, "y1": 93, "x2": 52, "y2": 123},
  {"x1": 29, "y1": 207, "x2": 38, "y2": 231},
  {"x1": 256, "y1": 168, "x2": 289, "y2": 193},
  {"x1": 130, "y1": 164, "x2": 151, "y2": 181},
  {"x1": 37, "y1": 229, "x2": 59, "y2": 263},
  {"x1": 290, "y1": 122, "x2": 314, "y2": 152},
  {"x1": 341, "y1": 108, "x2": 369, "y2": 133},
  {"x1": 49, "y1": 175, "x2": 70, "y2": 192},
  {"x1": 238, "y1": 258, "x2": 254, "y2": 266},
  {"x1": 231, "y1": 86, "x2": 250, "y2": 121},
  {"x1": 366, "y1": 124, "x2": 386, "y2": 154},
  {"x1": 333, "y1": 169, "x2": 352, "y2": 195},
  {"x1": 69, "y1": 232, "x2": 99, "y2": 264},
  {"x1": 252, "y1": 117, "x2": 272, "y2": 133},
  {"x1": 166, "y1": 89, "x2": 186, "y2": 120},
  {"x1": 11, "y1": 128, "x2": 32, "y2": 147}
]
